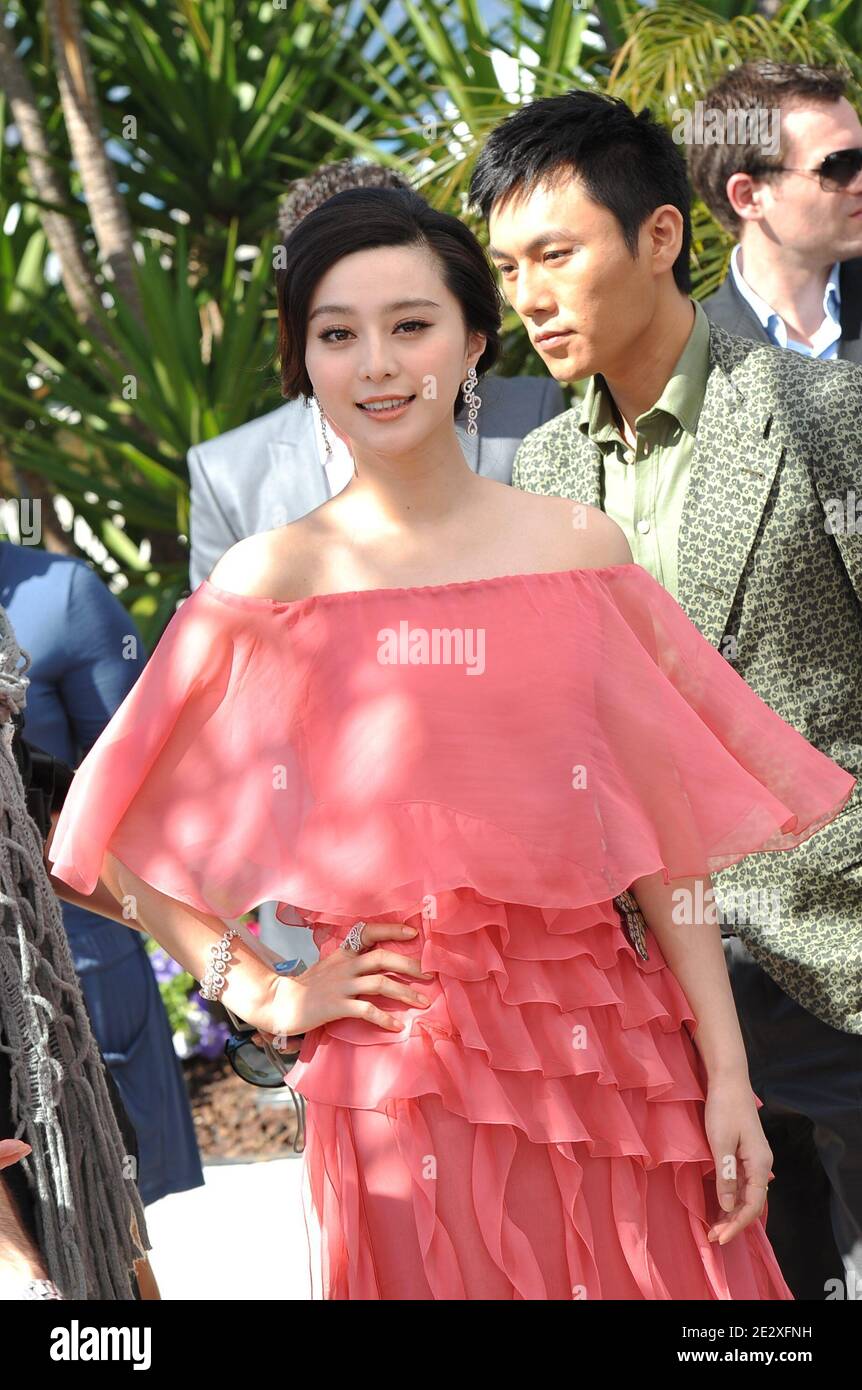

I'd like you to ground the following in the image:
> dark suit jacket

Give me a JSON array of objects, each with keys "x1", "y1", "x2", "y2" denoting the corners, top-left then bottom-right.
[{"x1": 701, "y1": 256, "x2": 862, "y2": 365}]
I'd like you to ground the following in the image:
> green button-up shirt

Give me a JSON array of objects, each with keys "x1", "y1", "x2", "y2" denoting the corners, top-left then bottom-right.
[{"x1": 577, "y1": 300, "x2": 711, "y2": 600}]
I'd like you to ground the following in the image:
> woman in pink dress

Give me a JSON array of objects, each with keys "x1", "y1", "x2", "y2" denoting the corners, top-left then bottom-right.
[{"x1": 48, "y1": 188, "x2": 855, "y2": 1300}]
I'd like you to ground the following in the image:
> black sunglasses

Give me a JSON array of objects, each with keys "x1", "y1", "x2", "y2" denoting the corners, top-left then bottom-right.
[
  {"x1": 758, "y1": 146, "x2": 862, "y2": 193},
  {"x1": 222, "y1": 958, "x2": 307, "y2": 1148}
]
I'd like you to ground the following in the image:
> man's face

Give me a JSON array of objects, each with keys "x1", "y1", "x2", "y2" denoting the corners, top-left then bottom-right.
[
  {"x1": 487, "y1": 177, "x2": 669, "y2": 383},
  {"x1": 752, "y1": 97, "x2": 862, "y2": 260}
]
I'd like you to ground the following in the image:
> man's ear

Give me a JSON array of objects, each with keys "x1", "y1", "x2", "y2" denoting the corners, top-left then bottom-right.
[
  {"x1": 647, "y1": 204, "x2": 684, "y2": 277},
  {"x1": 725, "y1": 172, "x2": 764, "y2": 224}
]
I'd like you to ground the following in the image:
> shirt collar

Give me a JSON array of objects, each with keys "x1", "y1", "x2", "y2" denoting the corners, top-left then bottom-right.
[
  {"x1": 729, "y1": 244, "x2": 842, "y2": 338},
  {"x1": 578, "y1": 298, "x2": 711, "y2": 446}
]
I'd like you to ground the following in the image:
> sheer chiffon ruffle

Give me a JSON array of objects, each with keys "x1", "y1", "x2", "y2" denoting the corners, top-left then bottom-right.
[
  {"x1": 47, "y1": 565, "x2": 854, "y2": 922},
  {"x1": 47, "y1": 563, "x2": 855, "y2": 1298},
  {"x1": 290, "y1": 887, "x2": 792, "y2": 1298}
]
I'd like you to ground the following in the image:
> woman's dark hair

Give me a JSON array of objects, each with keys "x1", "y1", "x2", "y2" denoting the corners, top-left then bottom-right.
[
  {"x1": 276, "y1": 186, "x2": 502, "y2": 416},
  {"x1": 469, "y1": 89, "x2": 693, "y2": 294}
]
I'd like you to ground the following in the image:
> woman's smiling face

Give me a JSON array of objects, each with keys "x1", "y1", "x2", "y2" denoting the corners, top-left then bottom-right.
[{"x1": 304, "y1": 243, "x2": 485, "y2": 455}]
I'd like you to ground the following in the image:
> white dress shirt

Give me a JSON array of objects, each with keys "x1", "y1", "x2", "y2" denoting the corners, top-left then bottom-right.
[{"x1": 730, "y1": 245, "x2": 842, "y2": 360}]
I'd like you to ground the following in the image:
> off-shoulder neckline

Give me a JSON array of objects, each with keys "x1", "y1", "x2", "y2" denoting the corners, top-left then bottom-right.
[{"x1": 200, "y1": 562, "x2": 640, "y2": 611}]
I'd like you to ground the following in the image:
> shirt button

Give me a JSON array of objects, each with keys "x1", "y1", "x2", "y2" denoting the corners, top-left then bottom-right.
[
  {"x1": 641, "y1": 442, "x2": 650, "y2": 455},
  {"x1": 636, "y1": 518, "x2": 651, "y2": 534}
]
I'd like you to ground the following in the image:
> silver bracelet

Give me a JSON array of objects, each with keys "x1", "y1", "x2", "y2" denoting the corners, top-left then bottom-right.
[
  {"x1": 199, "y1": 926, "x2": 240, "y2": 1001},
  {"x1": 24, "y1": 1278, "x2": 62, "y2": 1299}
]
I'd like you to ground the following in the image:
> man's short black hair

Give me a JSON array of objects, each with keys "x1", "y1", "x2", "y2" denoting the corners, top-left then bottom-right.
[{"x1": 469, "y1": 89, "x2": 692, "y2": 294}]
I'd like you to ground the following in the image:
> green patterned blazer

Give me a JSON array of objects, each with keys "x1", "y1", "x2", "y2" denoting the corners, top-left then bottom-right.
[{"x1": 512, "y1": 319, "x2": 862, "y2": 1034}]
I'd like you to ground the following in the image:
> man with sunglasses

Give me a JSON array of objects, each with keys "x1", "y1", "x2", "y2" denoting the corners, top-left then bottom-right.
[{"x1": 692, "y1": 61, "x2": 862, "y2": 363}]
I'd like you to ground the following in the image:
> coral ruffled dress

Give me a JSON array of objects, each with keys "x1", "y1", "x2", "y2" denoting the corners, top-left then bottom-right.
[{"x1": 47, "y1": 563, "x2": 856, "y2": 1300}]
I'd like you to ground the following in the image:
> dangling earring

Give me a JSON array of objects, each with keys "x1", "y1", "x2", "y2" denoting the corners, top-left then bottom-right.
[
  {"x1": 461, "y1": 366, "x2": 482, "y2": 437},
  {"x1": 312, "y1": 391, "x2": 333, "y2": 457}
]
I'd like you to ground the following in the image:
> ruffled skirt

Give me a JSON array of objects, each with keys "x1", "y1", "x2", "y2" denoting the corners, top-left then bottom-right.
[{"x1": 285, "y1": 889, "x2": 794, "y2": 1300}]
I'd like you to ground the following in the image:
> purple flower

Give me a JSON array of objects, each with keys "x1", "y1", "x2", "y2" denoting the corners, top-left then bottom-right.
[
  {"x1": 147, "y1": 945, "x2": 186, "y2": 984},
  {"x1": 187, "y1": 993, "x2": 230, "y2": 1059}
]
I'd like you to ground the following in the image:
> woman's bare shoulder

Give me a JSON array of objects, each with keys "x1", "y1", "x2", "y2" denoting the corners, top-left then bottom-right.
[
  {"x1": 514, "y1": 491, "x2": 633, "y2": 570},
  {"x1": 205, "y1": 515, "x2": 320, "y2": 601},
  {"x1": 206, "y1": 490, "x2": 632, "y2": 601},
  {"x1": 566, "y1": 500, "x2": 633, "y2": 569}
]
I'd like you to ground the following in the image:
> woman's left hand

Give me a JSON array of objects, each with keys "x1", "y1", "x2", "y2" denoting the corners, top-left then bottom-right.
[
  {"x1": 703, "y1": 1074, "x2": 774, "y2": 1245},
  {"x1": 0, "y1": 1139, "x2": 31, "y2": 1170}
]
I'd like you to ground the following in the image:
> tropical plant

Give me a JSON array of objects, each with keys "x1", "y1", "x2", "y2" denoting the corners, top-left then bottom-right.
[
  {"x1": 1, "y1": 0, "x2": 860, "y2": 641},
  {"x1": 1, "y1": 0, "x2": 427, "y2": 635}
]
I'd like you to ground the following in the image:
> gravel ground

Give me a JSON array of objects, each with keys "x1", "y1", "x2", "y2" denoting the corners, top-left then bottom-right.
[{"x1": 184, "y1": 1052, "x2": 302, "y2": 1160}]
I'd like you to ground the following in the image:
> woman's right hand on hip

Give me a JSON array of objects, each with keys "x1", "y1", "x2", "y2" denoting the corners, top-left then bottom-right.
[{"x1": 265, "y1": 919, "x2": 435, "y2": 1041}]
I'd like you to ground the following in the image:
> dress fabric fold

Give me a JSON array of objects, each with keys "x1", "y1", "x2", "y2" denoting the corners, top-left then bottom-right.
[{"x1": 48, "y1": 563, "x2": 856, "y2": 1299}]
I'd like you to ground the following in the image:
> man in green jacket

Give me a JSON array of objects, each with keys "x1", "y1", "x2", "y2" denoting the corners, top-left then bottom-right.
[{"x1": 469, "y1": 88, "x2": 862, "y2": 1301}]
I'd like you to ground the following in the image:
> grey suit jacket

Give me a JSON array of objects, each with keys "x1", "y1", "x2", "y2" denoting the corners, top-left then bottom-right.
[
  {"x1": 701, "y1": 255, "x2": 862, "y2": 365},
  {"x1": 188, "y1": 374, "x2": 566, "y2": 589}
]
